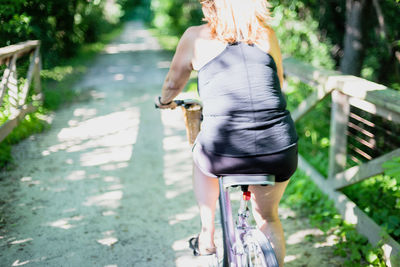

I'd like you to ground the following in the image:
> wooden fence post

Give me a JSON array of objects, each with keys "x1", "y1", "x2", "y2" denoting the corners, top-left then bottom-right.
[
  {"x1": 7, "y1": 54, "x2": 19, "y2": 116},
  {"x1": 328, "y1": 90, "x2": 351, "y2": 179}
]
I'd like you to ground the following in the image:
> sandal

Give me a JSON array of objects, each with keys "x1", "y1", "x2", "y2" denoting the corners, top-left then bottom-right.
[{"x1": 188, "y1": 236, "x2": 216, "y2": 256}]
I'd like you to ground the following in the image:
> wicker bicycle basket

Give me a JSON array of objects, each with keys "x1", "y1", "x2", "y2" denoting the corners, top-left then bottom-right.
[{"x1": 181, "y1": 104, "x2": 202, "y2": 145}]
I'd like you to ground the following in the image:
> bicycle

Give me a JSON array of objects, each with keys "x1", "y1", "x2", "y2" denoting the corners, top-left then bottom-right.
[
  {"x1": 218, "y1": 175, "x2": 279, "y2": 267},
  {"x1": 156, "y1": 98, "x2": 279, "y2": 267}
]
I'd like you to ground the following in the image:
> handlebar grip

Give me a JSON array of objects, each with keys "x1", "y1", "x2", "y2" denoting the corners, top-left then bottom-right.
[
  {"x1": 174, "y1": 100, "x2": 184, "y2": 106},
  {"x1": 154, "y1": 99, "x2": 201, "y2": 109},
  {"x1": 155, "y1": 100, "x2": 185, "y2": 109}
]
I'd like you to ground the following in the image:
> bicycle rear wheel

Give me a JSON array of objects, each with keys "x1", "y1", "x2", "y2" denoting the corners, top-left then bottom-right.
[{"x1": 247, "y1": 229, "x2": 278, "y2": 267}]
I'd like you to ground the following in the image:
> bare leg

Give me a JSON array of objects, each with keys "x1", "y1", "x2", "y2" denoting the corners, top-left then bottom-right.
[
  {"x1": 192, "y1": 162, "x2": 219, "y2": 253},
  {"x1": 249, "y1": 180, "x2": 289, "y2": 267}
]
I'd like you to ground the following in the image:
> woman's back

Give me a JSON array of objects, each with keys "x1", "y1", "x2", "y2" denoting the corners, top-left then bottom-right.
[{"x1": 195, "y1": 38, "x2": 298, "y2": 156}]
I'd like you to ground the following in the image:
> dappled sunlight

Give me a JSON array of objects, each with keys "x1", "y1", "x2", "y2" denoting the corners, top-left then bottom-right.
[
  {"x1": 58, "y1": 108, "x2": 140, "y2": 142},
  {"x1": 48, "y1": 215, "x2": 84, "y2": 230},
  {"x1": 12, "y1": 259, "x2": 30, "y2": 266},
  {"x1": 103, "y1": 176, "x2": 118, "y2": 183},
  {"x1": 163, "y1": 136, "x2": 189, "y2": 151},
  {"x1": 313, "y1": 234, "x2": 339, "y2": 248},
  {"x1": 62, "y1": 208, "x2": 77, "y2": 213},
  {"x1": 96, "y1": 230, "x2": 118, "y2": 247},
  {"x1": 102, "y1": 210, "x2": 117, "y2": 216},
  {"x1": 339, "y1": 195, "x2": 357, "y2": 224},
  {"x1": 157, "y1": 61, "x2": 171, "y2": 69},
  {"x1": 80, "y1": 146, "x2": 133, "y2": 167},
  {"x1": 83, "y1": 190, "x2": 123, "y2": 209},
  {"x1": 161, "y1": 108, "x2": 194, "y2": 200},
  {"x1": 20, "y1": 176, "x2": 41, "y2": 186},
  {"x1": 41, "y1": 108, "x2": 140, "y2": 158},
  {"x1": 100, "y1": 162, "x2": 129, "y2": 171},
  {"x1": 169, "y1": 205, "x2": 198, "y2": 225},
  {"x1": 66, "y1": 170, "x2": 86, "y2": 181},
  {"x1": 37, "y1": 107, "x2": 142, "y2": 176},
  {"x1": 284, "y1": 254, "x2": 300, "y2": 263},
  {"x1": 113, "y1": 73, "x2": 124, "y2": 81},
  {"x1": 281, "y1": 206, "x2": 347, "y2": 266},
  {"x1": 286, "y1": 228, "x2": 324, "y2": 245},
  {"x1": 90, "y1": 90, "x2": 106, "y2": 100},
  {"x1": 73, "y1": 107, "x2": 97, "y2": 118},
  {"x1": 106, "y1": 184, "x2": 123, "y2": 192},
  {"x1": 9, "y1": 238, "x2": 33, "y2": 245}
]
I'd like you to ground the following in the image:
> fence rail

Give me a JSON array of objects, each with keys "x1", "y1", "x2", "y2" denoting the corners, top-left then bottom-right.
[
  {"x1": 0, "y1": 40, "x2": 42, "y2": 143},
  {"x1": 283, "y1": 57, "x2": 400, "y2": 267}
]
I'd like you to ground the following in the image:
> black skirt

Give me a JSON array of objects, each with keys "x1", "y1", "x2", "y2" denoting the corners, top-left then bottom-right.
[{"x1": 192, "y1": 143, "x2": 298, "y2": 182}]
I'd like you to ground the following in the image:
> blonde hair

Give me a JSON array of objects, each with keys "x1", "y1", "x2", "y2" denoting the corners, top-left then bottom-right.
[{"x1": 200, "y1": 0, "x2": 272, "y2": 44}]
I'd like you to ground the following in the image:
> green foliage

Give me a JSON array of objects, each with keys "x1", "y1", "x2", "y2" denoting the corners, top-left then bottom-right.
[
  {"x1": 284, "y1": 77, "x2": 400, "y2": 244},
  {"x1": 0, "y1": 113, "x2": 48, "y2": 170},
  {"x1": 382, "y1": 156, "x2": 400, "y2": 178},
  {"x1": 148, "y1": 29, "x2": 179, "y2": 51},
  {"x1": 269, "y1": 1, "x2": 336, "y2": 69},
  {"x1": 150, "y1": 0, "x2": 203, "y2": 36},
  {"x1": 285, "y1": 79, "x2": 331, "y2": 176},
  {"x1": 361, "y1": 0, "x2": 400, "y2": 89},
  {"x1": 0, "y1": 0, "x2": 126, "y2": 67},
  {"x1": 342, "y1": 174, "x2": 400, "y2": 240},
  {"x1": 282, "y1": 170, "x2": 386, "y2": 265},
  {"x1": 282, "y1": 171, "x2": 340, "y2": 231},
  {"x1": 341, "y1": 157, "x2": 400, "y2": 242}
]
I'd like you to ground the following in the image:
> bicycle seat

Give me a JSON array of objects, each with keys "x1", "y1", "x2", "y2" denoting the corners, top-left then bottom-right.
[{"x1": 220, "y1": 174, "x2": 275, "y2": 187}]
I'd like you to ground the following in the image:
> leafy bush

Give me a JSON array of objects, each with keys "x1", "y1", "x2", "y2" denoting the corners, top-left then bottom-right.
[
  {"x1": 0, "y1": 113, "x2": 48, "y2": 170},
  {"x1": 150, "y1": 0, "x2": 203, "y2": 36},
  {"x1": 339, "y1": 157, "x2": 400, "y2": 242},
  {"x1": 285, "y1": 79, "x2": 331, "y2": 176},
  {"x1": 0, "y1": 0, "x2": 126, "y2": 67},
  {"x1": 282, "y1": 170, "x2": 386, "y2": 265},
  {"x1": 270, "y1": 1, "x2": 336, "y2": 69}
]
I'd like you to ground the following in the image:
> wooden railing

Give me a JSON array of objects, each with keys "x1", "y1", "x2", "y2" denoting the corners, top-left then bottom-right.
[
  {"x1": 283, "y1": 57, "x2": 400, "y2": 266},
  {"x1": 0, "y1": 40, "x2": 43, "y2": 143}
]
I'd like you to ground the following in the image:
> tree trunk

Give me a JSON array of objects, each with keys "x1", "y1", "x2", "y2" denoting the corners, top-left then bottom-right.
[{"x1": 340, "y1": 0, "x2": 367, "y2": 76}]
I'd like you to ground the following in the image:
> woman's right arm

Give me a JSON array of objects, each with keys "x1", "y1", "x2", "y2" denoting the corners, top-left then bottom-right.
[{"x1": 158, "y1": 27, "x2": 197, "y2": 108}]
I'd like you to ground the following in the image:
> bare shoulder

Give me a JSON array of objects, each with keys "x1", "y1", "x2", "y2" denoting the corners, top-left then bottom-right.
[
  {"x1": 189, "y1": 24, "x2": 226, "y2": 70},
  {"x1": 182, "y1": 24, "x2": 209, "y2": 38}
]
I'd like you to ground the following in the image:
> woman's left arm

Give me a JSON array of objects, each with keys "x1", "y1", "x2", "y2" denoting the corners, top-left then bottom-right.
[
  {"x1": 267, "y1": 28, "x2": 284, "y2": 89},
  {"x1": 158, "y1": 27, "x2": 196, "y2": 108}
]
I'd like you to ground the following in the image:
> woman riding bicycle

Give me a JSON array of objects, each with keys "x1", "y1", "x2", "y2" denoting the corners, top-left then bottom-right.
[{"x1": 155, "y1": 1, "x2": 298, "y2": 265}]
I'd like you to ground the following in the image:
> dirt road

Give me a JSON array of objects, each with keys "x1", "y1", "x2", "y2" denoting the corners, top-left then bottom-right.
[{"x1": 0, "y1": 21, "x2": 344, "y2": 266}]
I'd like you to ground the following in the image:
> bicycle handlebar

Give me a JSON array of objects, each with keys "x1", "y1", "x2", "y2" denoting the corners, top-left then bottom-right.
[{"x1": 155, "y1": 99, "x2": 202, "y2": 109}]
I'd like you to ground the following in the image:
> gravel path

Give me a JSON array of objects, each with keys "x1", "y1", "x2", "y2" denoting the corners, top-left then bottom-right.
[{"x1": 0, "y1": 21, "x2": 344, "y2": 267}]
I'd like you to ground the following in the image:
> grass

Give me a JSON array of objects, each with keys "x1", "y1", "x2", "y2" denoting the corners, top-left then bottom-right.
[{"x1": 282, "y1": 170, "x2": 387, "y2": 266}]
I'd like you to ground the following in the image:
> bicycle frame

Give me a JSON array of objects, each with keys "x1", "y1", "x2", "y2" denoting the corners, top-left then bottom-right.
[
  {"x1": 218, "y1": 175, "x2": 278, "y2": 267},
  {"x1": 219, "y1": 179, "x2": 238, "y2": 267}
]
